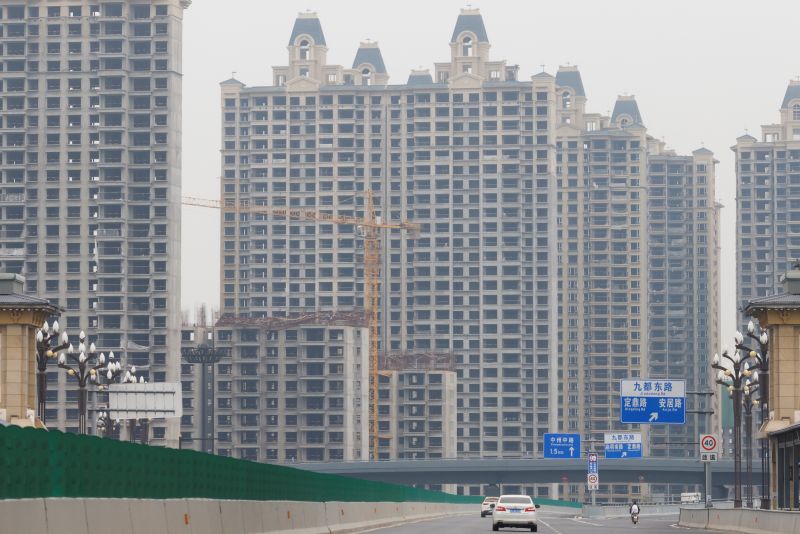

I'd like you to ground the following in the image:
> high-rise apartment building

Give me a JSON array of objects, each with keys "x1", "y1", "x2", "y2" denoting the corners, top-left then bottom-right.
[
  {"x1": 646, "y1": 146, "x2": 720, "y2": 459},
  {"x1": 377, "y1": 357, "x2": 458, "y2": 460},
  {"x1": 181, "y1": 314, "x2": 370, "y2": 462},
  {"x1": 734, "y1": 81, "x2": 800, "y2": 314},
  {"x1": 731, "y1": 81, "x2": 800, "y2": 471},
  {"x1": 220, "y1": 9, "x2": 558, "y2": 459},
  {"x1": 553, "y1": 67, "x2": 720, "y2": 480},
  {"x1": 0, "y1": 1, "x2": 189, "y2": 442},
  {"x1": 554, "y1": 85, "x2": 651, "y2": 447},
  {"x1": 219, "y1": 9, "x2": 719, "y2": 478}
]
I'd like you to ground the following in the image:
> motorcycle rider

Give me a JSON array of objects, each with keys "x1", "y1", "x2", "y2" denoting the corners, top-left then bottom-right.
[{"x1": 629, "y1": 499, "x2": 640, "y2": 523}]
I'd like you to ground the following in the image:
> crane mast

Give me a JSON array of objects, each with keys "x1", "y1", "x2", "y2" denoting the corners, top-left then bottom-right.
[{"x1": 183, "y1": 191, "x2": 418, "y2": 460}]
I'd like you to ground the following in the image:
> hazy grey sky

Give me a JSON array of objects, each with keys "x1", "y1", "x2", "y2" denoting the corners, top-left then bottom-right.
[{"x1": 181, "y1": 0, "x2": 800, "y2": 340}]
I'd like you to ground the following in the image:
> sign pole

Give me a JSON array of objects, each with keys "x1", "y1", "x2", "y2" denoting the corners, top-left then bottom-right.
[
  {"x1": 588, "y1": 450, "x2": 598, "y2": 505},
  {"x1": 699, "y1": 434, "x2": 719, "y2": 507}
]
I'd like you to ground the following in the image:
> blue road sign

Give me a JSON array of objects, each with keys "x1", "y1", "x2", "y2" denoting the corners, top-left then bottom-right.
[
  {"x1": 604, "y1": 432, "x2": 643, "y2": 459},
  {"x1": 587, "y1": 452, "x2": 598, "y2": 474},
  {"x1": 620, "y1": 379, "x2": 686, "y2": 424},
  {"x1": 544, "y1": 433, "x2": 581, "y2": 459}
]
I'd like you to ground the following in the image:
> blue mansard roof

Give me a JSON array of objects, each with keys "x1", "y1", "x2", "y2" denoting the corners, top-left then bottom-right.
[
  {"x1": 451, "y1": 10, "x2": 488, "y2": 43},
  {"x1": 288, "y1": 14, "x2": 326, "y2": 46},
  {"x1": 352, "y1": 45, "x2": 387, "y2": 74}
]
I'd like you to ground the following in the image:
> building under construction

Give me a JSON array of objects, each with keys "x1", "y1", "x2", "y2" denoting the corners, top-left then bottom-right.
[
  {"x1": 179, "y1": 312, "x2": 460, "y2": 463},
  {"x1": 377, "y1": 351, "x2": 457, "y2": 461},
  {"x1": 181, "y1": 311, "x2": 370, "y2": 462}
]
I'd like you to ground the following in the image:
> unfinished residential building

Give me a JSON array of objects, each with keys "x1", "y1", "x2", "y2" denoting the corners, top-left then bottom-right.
[
  {"x1": 377, "y1": 352, "x2": 457, "y2": 460},
  {"x1": 734, "y1": 80, "x2": 800, "y2": 312},
  {"x1": 220, "y1": 9, "x2": 559, "y2": 460},
  {"x1": 198, "y1": 313, "x2": 370, "y2": 463},
  {"x1": 553, "y1": 66, "x2": 720, "y2": 502},
  {"x1": 216, "y1": 10, "x2": 720, "y2": 500},
  {"x1": 0, "y1": 1, "x2": 189, "y2": 443}
]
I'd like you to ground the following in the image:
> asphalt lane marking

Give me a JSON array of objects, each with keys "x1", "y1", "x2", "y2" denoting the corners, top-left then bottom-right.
[
  {"x1": 570, "y1": 517, "x2": 603, "y2": 526},
  {"x1": 351, "y1": 513, "x2": 471, "y2": 533},
  {"x1": 669, "y1": 524, "x2": 691, "y2": 530},
  {"x1": 538, "y1": 519, "x2": 563, "y2": 534}
]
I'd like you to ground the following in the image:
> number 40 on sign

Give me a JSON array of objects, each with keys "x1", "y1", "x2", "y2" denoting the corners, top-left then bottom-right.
[{"x1": 699, "y1": 434, "x2": 719, "y2": 462}]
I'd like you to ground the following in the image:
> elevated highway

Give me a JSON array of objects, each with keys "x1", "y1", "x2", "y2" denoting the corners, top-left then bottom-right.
[{"x1": 294, "y1": 458, "x2": 759, "y2": 486}]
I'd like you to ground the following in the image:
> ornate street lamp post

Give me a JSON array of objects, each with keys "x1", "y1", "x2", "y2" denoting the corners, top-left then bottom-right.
[
  {"x1": 96, "y1": 410, "x2": 120, "y2": 438},
  {"x1": 182, "y1": 343, "x2": 224, "y2": 454},
  {"x1": 712, "y1": 344, "x2": 758, "y2": 509},
  {"x1": 95, "y1": 353, "x2": 139, "y2": 438},
  {"x1": 735, "y1": 320, "x2": 770, "y2": 509},
  {"x1": 742, "y1": 376, "x2": 759, "y2": 508},
  {"x1": 35, "y1": 320, "x2": 69, "y2": 424},
  {"x1": 57, "y1": 331, "x2": 105, "y2": 435}
]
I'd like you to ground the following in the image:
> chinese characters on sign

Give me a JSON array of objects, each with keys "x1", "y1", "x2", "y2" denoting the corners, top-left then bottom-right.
[
  {"x1": 543, "y1": 433, "x2": 581, "y2": 459},
  {"x1": 620, "y1": 379, "x2": 686, "y2": 424},
  {"x1": 699, "y1": 434, "x2": 719, "y2": 462},
  {"x1": 603, "y1": 432, "x2": 643, "y2": 458}
]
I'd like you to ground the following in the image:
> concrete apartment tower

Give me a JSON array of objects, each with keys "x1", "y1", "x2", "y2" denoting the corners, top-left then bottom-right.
[
  {"x1": 218, "y1": 11, "x2": 719, "y2": 498},
  {"x1": 734, "y1": 80, "x2": 800, "y2": 314},
  {"x1": 0, "y1": 1, "x2": 188, "y2": 443},
  {"x1": 731, "y1": 80, "x2": 800, "y2": 475},
  {"x1": 553, "y1": 67, "x2": 720, "y2": 500},
  {"x1": 220, "y1": 9, "x2": 559, "y2": 461}
]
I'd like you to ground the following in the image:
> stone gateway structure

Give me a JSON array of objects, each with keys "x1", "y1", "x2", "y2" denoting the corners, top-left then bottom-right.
[{"x1": 0, "y1": 273, "x2": 60, "y2": 427}]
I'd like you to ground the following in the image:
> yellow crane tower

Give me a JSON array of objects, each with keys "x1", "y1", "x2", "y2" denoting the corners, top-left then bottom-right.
[{"x1": 183, "y1": 191, "x2": 419, "y2": 460}]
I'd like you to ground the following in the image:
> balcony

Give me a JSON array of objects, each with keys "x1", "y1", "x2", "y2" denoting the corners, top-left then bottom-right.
[
  {"x1": 0, "y1": 248, "x2": 25, "y2": 259},
  {"x1": 95, "y1": 228, "x2": 123, "y2": 238},
  {"x1": 0, "y1": 193, "x2": 25, "y2": 203},
  {"x1": 96, "y1": 246, "x2": 123, "y2": 257}
]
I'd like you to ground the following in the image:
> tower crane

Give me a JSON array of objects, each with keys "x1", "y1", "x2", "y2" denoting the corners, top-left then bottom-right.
[{"x1": 182, "y1": 191, "x2": 419, "y2": 460}]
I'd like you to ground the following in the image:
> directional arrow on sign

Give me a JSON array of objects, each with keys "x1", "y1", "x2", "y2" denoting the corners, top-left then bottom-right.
[
  {"x1": 569, "y1": 447, "x2": 574, "y2": 456},
  {"x1": 621, "y1": 451, "x2": 627, "y2": 458},
  {"x1": 649, "y1": 412, "x2": 658, "y2": 422}
]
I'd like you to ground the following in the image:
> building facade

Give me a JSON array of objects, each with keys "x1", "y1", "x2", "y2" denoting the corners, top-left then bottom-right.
[
  {"x1": 645, "y1": 146, "x2": 720, "y2": 457},
  {"x1": 377, "y1": 355, "x2": 458, "y2": 460},
  {"x1": 220, "y1": 9, "x2": 558, "y2": 459},
  {"x1": 551, "y1": 67, "x2": 720, "y2": 499},
  {"x1": 0, "y1": 0, "x2": 188, "y2": 442},
  {"x1": 734, "y1": 80, "x2": 800, "y2": 317},
  {"x1": 217, "y1": 9, "x2": 719, "y2": 489},
  {"x1": 732, "y1": 80, "x2": 800, "y2": 477},
  {"x1": 181, "y1": 313, "x2": 369, "y2": 463}
]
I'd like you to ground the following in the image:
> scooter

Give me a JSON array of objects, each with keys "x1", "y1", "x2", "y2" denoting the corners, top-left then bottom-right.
[{"x1": 631, "y1": 511, "x2": 639, "y2": 525}]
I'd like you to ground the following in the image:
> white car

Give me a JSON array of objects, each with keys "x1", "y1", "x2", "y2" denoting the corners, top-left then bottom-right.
[
  {"x1": 481, "y1": 496, "x2": 499, "y2": 517},
  {"x1": 492, "y1": 494, "x2": 539, "y2": 532}
]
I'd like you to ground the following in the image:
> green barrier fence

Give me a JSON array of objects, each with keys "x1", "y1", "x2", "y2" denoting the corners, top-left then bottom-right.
[{"x1": 0, "y1": 425, "x2": 481, "y2": 503}]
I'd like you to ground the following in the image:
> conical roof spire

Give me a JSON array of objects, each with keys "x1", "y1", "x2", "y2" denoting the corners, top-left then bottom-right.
[
  {"x1": 352, "y1": 40, "x2": 386, "y2": 74},
  {"x1": 781, "y1": 79, "x2": 800, "y2": 109},
  {"x1": 451, "y1": 7, "x2": 488, "y2": 43},
  {"x1": 288, "y1": 11, "x2": 326, "y2": 46},
  {"x1": 611, "y1": 95, "x2": 643, "y2": 126},
  {"x1": 555, "y1": 65, "x2": 585, "y2": 97}
]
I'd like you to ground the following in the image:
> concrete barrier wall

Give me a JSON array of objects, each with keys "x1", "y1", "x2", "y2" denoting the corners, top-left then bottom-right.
[
  {"x1": 679, "y1": 507, "x2": 800, "y2": 534},
  {"x1": 677, "y1": 507, "x2": 709, "y2": 529},
  {"x1": 0, "y1": 498, "x2": 474, "y2": 534},
  {"x1": 583, "y1": 504, "x2": 681, "y2": 518}
]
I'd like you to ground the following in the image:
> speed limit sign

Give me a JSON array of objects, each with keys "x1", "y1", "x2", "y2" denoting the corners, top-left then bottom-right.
[{"x1": 699, "y1": 434, "x2": 719, "y2": 462}]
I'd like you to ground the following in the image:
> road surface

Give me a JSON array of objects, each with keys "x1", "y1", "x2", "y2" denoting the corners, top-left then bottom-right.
[{"x1": 367, "y1": 510, "x2": 739, "y2": 534}]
